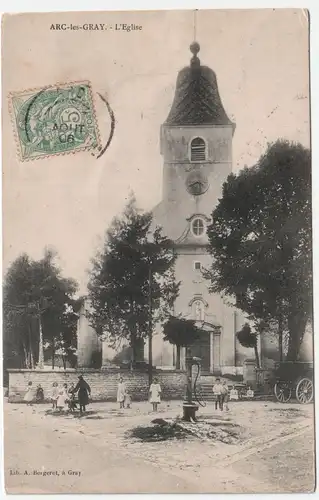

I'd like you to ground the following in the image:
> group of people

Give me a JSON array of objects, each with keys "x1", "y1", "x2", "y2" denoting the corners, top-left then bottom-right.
[
  {"x1": 117, "y1": 376, "x2": 162, "y2": 412},
  {"x1": 23, "y1": 375, "x2": 91, "y2": 414},
  {"x1": 23, "y1": 375, "x2": 162, "y2": 413},
  {"x1": 50, "y1": 375, "x2": 91, "y2": 413},
  {"x1": 212, "y1": 378, "x2": 254, "y2": 411},
  {"x1": 24, "y1": 375, "x2": 253, "y2": 414},
  {"x1": 212, "y1": 378, "x2": 230, "y2": 411}
]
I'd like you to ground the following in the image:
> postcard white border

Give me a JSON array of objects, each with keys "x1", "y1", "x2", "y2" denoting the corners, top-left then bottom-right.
[{"x1": 0, "y1": 2, "x2": 318, "y2": 500}]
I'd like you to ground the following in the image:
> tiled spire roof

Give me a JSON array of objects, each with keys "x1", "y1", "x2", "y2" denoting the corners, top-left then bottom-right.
[{"x1": 164, "y1": 42, "x2": 234, "y2": 128}]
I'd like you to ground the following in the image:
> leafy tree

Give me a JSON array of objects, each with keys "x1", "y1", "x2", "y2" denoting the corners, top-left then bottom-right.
[
  {"x1": 47, "y1": 302, "x2": 81, "y2": 369},
  {"x1": 163, "y1": 316, "x2": 203, "y2": 346},
  {"x1": 3, "y1": 249, "x2": 78, "y2": 373},
  {"x1": 206, "y1": 140, "x2": 311, "y2": 362},
  {"x1": 87, "y1": 195, "x2": 180, "y2": 364},
  {"x1": 236, "y1": 323, "x2": 260, "y2": 368},
  {"x1": 163, "y1": 316, "x2": 205, "y2": 369}
]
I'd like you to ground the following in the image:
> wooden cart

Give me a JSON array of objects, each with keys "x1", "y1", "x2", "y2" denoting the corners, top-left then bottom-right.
[{"x1": 273, "y1": 361, "x2": 314, "y2": 404}]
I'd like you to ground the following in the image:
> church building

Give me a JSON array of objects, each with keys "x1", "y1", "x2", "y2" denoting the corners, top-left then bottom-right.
[
  {"x1": 151, "y1": 42, "x2": 249, "y2": 374},
  {"x1": 77, "y1": 43, "x2": 255, "y2": 375}
]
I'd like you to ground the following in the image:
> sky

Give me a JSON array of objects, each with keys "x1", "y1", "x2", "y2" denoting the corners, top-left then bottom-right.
[{"x1": 2, "y1": 9, "x2": 310, "y2": 293}]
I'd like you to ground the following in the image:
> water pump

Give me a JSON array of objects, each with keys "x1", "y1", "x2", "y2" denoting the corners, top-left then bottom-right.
[{"x1": 182, "y1": 349, "x2": 205, "y2": 422}]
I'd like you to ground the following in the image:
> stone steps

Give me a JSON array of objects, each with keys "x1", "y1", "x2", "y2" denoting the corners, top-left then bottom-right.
[{"x1": 196, "y1": 381, "x2": 251, "y2": 401}]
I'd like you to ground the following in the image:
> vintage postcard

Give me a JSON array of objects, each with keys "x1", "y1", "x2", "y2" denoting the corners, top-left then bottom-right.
[{"x1": 2, "y1": 9, "x2": 314, "y2": 494}]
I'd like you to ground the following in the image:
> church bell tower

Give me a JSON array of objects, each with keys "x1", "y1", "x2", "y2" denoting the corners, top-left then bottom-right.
[{"x1": 153, "y1": 43, "x2": 238, "y2": 374}]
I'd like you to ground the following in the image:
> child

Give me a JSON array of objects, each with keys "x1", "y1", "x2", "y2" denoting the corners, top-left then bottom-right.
[
  {"x1": 117, "y1": 377, "x2": 126, "y2": 409},
  {"x1": 56, "y1": 383, "x2": 68, "y2": 412},
  {"x1": 247, "y1": 386, "x2": 254, "y2": 399},
  {"x1": 125, "y1": 392, "x2": 132, "y2": 409},
  {"x1": 212, "y1": 378, "x2": 224, "y2": 410},
  {"x1": 149, "y1": 378, "x2": 161, "y2": 412},
  {"x1": 222, "y1": 380, "x2": 229, "y2": 411},
  {"x1": 229, "y1": 385, "x2": 239, "y2": 401},
  {"x1": 68, "y1": 383, "x2": 78, "y2": 412},
  {"x1": 51, "y1": 382, "x2": 59, "y2": 410},
  {"x1": 23, "y1": 381, "x2": 34, "y2": 406},
  {"x1": 35, "y1": 384, "x2": 44, "y2": 403}
]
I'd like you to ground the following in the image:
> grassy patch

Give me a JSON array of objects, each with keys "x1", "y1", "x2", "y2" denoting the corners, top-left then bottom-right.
[
  {"x1": 127, "y1": 418, "x2": 241, "y2": 444},
  {"x1": 129, "y1": 423, "x2": 187, "y2": 442}
]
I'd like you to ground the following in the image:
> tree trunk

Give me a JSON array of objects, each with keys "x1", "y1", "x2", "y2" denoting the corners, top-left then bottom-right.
[
  {"x1": 30, "y1": 349, "x2": 35, "y2": 369},
  {"x1": 130, "y1": 335, "x2": 137, "y2": 365},
  {"x1": 176, "y1": 345, "x2": 181, "y2": 369},
  {"x1": 254, "y1": 344, "x2": 260, "y2": 369},
  {"x1": 148, "y1": 265, "x2": 153, "y2": 386},
  {"x1": 278, "y1": 314, "x2": 283, "y2": 362},
  {"x1": 286, "y1": 313, "x2": 308, "y2": 362},
  {"x1": 52, "y1": 338, "x2": 55, "y2": 370},
  {"x1": 27, "y1": 323, "x2": 34, "y2": 368},
  {"x1": 38, "y1": 315, "x2": 44, "y2": 369},
  {"x1": 22, "y1": 342, "x2": 28, "y2": 368},
  {"x1": 129, "y1": 297, "x2": 138, "y2": 367}
]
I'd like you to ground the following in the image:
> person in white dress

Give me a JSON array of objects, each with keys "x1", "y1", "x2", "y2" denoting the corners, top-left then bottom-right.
[
  {"x1": 246, "y1": 386, "x2": 254, "y2": 399},
  {"x1": 229, "y1": 385, "x2": 239, "y2": 401},
  {"x1": 117, "y1": 377, "x2": 126, "y2": 409},
  {"x1": 51, "y1": 382, "x2": 59, "y2": 410},
  {"x1": 56, "y1": 383, "x2": 69, "y2": 412},
  {"x1": 149, "y1": 378, "x2": 161, "y2": 412},
  {"x1": 23, "y1": 381, "x2": 34, "y2": 406}
]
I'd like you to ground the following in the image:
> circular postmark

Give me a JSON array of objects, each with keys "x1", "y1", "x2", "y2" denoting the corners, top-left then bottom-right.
[
  {"x1": 93, "y1": 92, "x2": 116, "y2": 160},
  {"x1": 10, "y1": 82, "x2": 101, "y2": 161}
]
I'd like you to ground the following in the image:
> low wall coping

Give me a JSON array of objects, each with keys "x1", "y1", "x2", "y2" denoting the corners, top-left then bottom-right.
[{"x1": 7, "y1": 368, "x2": 185, "y2": 375}]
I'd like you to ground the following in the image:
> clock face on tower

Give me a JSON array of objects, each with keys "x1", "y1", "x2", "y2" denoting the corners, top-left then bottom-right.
[{"x1": 186, "y1": 170, "x2": 209, "y2": 196}]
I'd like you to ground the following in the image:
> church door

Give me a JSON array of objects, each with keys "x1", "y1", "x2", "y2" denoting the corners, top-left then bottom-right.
[
  {"x1": 213, "y1": 333, "x2": 221, "y2": 374},
  {"x1": 189, "y1": 332, "x2": 210, "y2": 373}
]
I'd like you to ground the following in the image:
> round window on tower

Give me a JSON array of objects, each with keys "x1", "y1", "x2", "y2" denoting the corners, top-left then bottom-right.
[{"x1": 191, "y1": 217, "x2": 205, "y2": 237}]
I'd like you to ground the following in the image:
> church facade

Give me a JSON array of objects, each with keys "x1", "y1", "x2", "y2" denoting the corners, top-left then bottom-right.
[{"x1": 77, "y1": 43, "x2": 255, "y2": 375}]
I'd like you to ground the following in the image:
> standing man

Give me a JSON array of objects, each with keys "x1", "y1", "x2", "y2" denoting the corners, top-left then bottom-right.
[{"x1": 212, "y1": 377, "x2": 224, "y2": 411}]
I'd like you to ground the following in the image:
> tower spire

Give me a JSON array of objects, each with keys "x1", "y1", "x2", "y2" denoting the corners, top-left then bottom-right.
[
  {"x1": 190, "y1": 41, "x2": 200, "y2": 67},
  {"x1": 191, "y1": 10, "x2": 200, "y2": 67},
  {"x1": 193, "y1": 9, "x2": 198, "y2": 41}
]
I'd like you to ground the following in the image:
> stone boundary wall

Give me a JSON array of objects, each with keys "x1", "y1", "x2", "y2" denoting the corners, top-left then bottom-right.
[{"x1": 7, "y1": 369, "x2": 187, "y2": 403}]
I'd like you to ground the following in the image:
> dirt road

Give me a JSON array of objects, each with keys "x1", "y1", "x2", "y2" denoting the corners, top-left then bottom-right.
[{"x1": 3, "y1": 400, "x2": 315, "y2": 493}]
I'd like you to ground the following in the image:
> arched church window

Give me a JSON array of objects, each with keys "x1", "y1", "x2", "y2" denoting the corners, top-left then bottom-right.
[
  {"x1": 190, "y1": 137, "x2": 206, "y2": 162},
  {"x1": 194, "y1": 300, "x2": 205, "y2": 321},
  {"x1": 191, "y1": 217, "x2": 205, "y2": 237}
]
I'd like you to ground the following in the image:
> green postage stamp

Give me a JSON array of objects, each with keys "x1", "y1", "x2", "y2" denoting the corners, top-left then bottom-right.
[{"x1": 9, "y1": 81, "x2": 101, "y2": 161}]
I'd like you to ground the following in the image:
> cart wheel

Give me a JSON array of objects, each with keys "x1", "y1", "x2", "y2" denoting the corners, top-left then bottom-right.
[
  {"x1": 274, "y1": 382, "x2": 292, "y2": 403},
  {"x1": 296, "y1": 377, "x2": 313, "y2": 404}
]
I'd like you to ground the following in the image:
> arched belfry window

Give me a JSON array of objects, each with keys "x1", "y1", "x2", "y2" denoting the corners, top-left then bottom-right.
[{"x1": 190, "y1": 137, "x2": 206, "y2": 162}]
